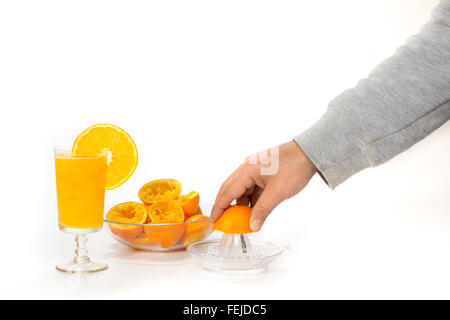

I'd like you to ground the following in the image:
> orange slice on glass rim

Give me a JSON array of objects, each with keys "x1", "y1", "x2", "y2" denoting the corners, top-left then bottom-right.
[{"x1": 72, "y1": 124, "x2": 138, "y2": 190}]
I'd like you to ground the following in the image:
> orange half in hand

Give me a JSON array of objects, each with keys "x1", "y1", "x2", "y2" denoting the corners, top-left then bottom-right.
[
  {"x1": 147, "y1": 200, "x2": 184, "y2": 224},
  {"x1": 178, "y1": 191, "x2": 200, "y2": 219},
  {"x1": 213, "y1": 205, "x2": 253, "y2": 234},
  {"x1": 138, "y1": 179, "x2": 182, "y2": 204},
  {"x1": 106, "y1": 202, "x2": 147, "y2": 239},
  {"x1": 72, "y1": 124, "x2": 138, "y2": 190}
]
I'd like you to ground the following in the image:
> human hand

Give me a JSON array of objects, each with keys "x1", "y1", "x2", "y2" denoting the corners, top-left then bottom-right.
[{"x1": 211, "y1": 141, "x2": 317, "y2": 231}]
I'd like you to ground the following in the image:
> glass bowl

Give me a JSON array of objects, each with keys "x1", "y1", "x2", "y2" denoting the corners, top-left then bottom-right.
[{"x1": 104, "y1": 204, "x2": 213, "y2": 251}]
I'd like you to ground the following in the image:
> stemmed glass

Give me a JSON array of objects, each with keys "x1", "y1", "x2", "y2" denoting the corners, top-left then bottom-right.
[{"x1": 54, "y1": 146, "x2": 108, "y2": 272}]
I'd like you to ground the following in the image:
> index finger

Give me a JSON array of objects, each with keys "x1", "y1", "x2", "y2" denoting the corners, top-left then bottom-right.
[{"x1": 210, "y1": 167, "x2": 255, "y2": 222}]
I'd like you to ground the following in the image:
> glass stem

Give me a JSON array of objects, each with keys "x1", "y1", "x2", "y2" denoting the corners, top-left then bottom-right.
[{"x1": 73, "y1": 234, "x2": 91, "y2": 265}]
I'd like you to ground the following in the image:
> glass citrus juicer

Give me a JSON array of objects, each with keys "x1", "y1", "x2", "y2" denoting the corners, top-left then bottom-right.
[{"x1": 187, "y1": 205, "x2": 283, "y2": 272}]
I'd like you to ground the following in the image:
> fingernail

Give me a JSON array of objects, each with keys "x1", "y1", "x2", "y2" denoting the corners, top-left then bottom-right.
[{"x1": 250, "y1": 219, "x2": 261, "y2": 232}]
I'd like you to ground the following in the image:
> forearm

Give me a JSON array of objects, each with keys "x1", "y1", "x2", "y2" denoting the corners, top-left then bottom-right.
[{"x1": 295, "y1": 0, "x2": 450, "y2": 189}]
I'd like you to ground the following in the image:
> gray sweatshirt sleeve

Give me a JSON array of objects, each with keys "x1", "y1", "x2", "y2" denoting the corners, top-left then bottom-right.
[{"x1": 294, "y1": 0, "x2": 450, "y2": 189}]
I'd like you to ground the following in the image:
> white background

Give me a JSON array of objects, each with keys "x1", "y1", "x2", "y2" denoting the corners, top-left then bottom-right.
[{"x1": 0, "y1": 0, "x2": 449, "y2": 299}]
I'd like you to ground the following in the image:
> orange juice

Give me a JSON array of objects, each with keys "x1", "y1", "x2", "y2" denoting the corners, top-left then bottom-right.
[{"x1": 55, "y1": 153, "x2": 107, "y2": 230}]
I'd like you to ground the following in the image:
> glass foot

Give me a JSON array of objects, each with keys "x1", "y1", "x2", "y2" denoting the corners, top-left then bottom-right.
[
  {"x1": 56, "y1": 233, "x2": 108, "y2": 273},
  {"x1": 56, "y1": 260, "x2": 108, "y2": 273}
]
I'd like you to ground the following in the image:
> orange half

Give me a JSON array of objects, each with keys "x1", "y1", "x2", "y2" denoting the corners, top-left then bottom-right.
[
  {"x1": 178, "y1": 191, "x2": 200, "y2": 219},
  {"x1": 183, "y1": 214, "x2": 212, "y2": 247},
  {"x1": 138, "y1": 179, "x2": 182, "y2": 204},
  {"x1": 129, "y1": 233, "x2": 153, "y2": 246},
  {"x1": 144, "y1": 224, "x2": 185, "y2": 249},
  {"x1": 106, "y1": 202, "x2": 147, "y2": 239},
  {"x1": 213, "y1": 205, "x2": 253, "y2": 234},
  {"x1": 147, "y1": 200, "x2": 184, "y2": 224}
]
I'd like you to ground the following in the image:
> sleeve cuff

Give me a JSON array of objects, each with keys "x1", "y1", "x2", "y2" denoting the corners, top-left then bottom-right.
[{"x1": 293, "y1": 109, "x2": 372, "y2": 189}]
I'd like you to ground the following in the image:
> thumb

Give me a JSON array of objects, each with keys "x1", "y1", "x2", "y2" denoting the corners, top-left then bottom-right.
[{"x1": 250, "y1": 185, "x2": 282, "y2": 232}]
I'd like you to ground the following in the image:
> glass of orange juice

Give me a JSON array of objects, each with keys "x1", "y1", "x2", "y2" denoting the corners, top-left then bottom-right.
[{"x1": 54, "y1": 146, "x2": 108, "y2": 273}]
